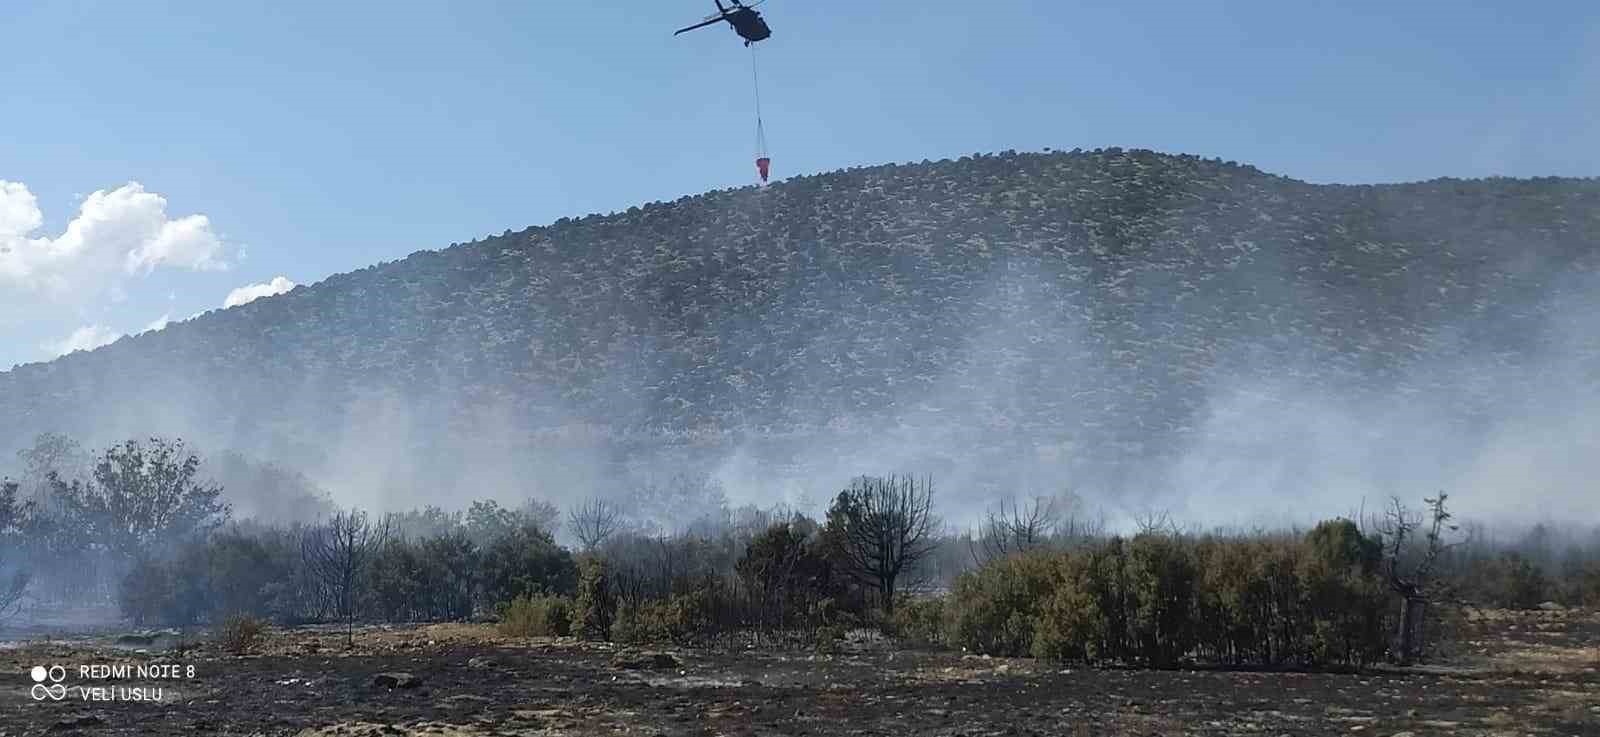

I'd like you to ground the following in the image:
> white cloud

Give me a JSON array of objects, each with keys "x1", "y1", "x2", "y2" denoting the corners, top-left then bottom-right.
[
  {"x1": 142, "y1": 313, "x2": 171, "y2": 334},
  {"x1": 125, "y1": 213, "x2": 227, "y2": 274},
  {"x1": 42, "y1": 324, "x2": 122, "y2": 357},
  {"x1": 0, "y1": 180, "x2": 229, "y2": 303},
  {"x1": 223, "y1": 275, "x2": 297, "y2": 308},
  {"x1": 0, "y1": 181, "x2": 44, "y2": 238}
]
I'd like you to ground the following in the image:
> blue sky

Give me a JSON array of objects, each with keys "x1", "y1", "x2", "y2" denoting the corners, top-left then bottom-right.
[{"x1": 1, "y1": 0, "x2": 1597, "y2": 370}]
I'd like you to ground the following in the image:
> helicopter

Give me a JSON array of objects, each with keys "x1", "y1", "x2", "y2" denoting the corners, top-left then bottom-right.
[{"x1": 673, "y1": 0, "x2": 771, "y2": 47}]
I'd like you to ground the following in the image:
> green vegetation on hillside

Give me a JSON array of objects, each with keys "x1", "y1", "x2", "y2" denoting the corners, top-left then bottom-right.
[{"x1": 2, "y1": 150, "x2": 1596, "y2": 501}]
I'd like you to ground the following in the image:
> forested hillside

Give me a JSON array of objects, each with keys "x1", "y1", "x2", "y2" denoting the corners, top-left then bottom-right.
[{"x1": 4, "y1": 149, "x2": 1597, "y2": 515}]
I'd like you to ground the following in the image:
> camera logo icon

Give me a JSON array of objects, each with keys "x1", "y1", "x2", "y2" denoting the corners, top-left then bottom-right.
[{"x1": 30, "y1": 665, "x2": 68, "y2": 701}]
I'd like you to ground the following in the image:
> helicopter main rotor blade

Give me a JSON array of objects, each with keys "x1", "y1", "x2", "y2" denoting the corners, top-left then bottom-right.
[{"x1": 673, "y1": 16, "x2": 726, "y2": 35}]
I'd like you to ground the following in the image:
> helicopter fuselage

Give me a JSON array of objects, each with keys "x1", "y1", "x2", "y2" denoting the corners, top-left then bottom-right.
[{"x1": 726, "y1": 8, "x2": 771, "y2": 43}]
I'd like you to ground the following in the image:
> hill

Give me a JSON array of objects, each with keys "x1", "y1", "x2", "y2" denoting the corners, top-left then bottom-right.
[{"x1": 4, "y1": 149, "x2": 1598, "y2": 520}]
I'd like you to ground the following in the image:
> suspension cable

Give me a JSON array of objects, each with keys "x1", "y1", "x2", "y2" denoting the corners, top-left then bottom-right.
[{"x1": 751, "y1": 43, "x2": 767, "y2": 157}]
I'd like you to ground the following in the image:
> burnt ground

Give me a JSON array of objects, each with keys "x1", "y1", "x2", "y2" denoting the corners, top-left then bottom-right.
[{"x1": 0, "y1": 608, "x2": 1594, "y2": 736}]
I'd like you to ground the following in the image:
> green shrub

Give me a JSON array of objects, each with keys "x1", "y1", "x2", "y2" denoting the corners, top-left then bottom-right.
[
  {"x1": 1192, "y1": 536, "x2": 1258, "y2": 664},
  {"x1": 613, "y1": 599, "x2": 673, "y2": 645},
  {"x1": 367, "y1": 539, "x2": 427, "y2": 622},
  {"x1": 1031, "y1": 553, "x2": 1102, "y2": 661},
  {"x1": 572, "y1": 556, "x2": 616, "y2": 640},
  {"x1": 889, "y1": 595, "x2": 948, "y2": 648},
  {"x1": 496, "y1": 593, "x2": 573, "y2": 637},
  {"x1": 1080, "y1": 538, "x2": 1135, "y2": 662},
  {"x1": 481, "y1": 524, "x2": 578, "y2": 608},
  {"x1": 946, "y1": 521, "x2": 1392, "y2": 669},
  {"x1": 1124, "y1": 533, "x2": 1199, "y2": 667},
  {"x1": 207, "y1": 530, "x2": 291, "y2": 622},
  {"x1": 610, "y1": 603, "x2": 655, "y2": 644},
  {"x1": 1502, "y1": 554, "x2": 1548, "y2": 609},
  {"x1": 1298, "y1": 520, "x2": 1387, "y2": 666},
  {"x1": 947, "y1": 550, "x2": 1057, "y2": 656},
  {"x1": 611, "y1": 589, "x2": 720, "y2": 645}
]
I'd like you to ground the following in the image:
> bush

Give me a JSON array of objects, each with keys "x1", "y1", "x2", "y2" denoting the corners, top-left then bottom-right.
[
  {"x1": 572, "y1": 556, "x2": 616, "y2": 640},
  {"x1": 1455, "y1": 551, "x2": 1556, "y2": 610},
  {"x1": 496, "y1": 593, "x2": 572, "y2": 637},
  {"x1": 481, "y1": 523, "x2": 578, "y2": 608},
  {"x1": 1124, "y1": 533, "x2": 1198, "y2": 667},
  {"x1": 947, "y1": 550, "x2": 1057, "y2": 657},
  {"x1": 612, "y1": 590, "x2": 713, "y2": 645},
  {"x1": 610, "y1": 603, "x2": 658, "y2": 644},
  {"x1": 118, "y1": 557, "x2": 175, "y2": 626},
  {"x1": 736, "y1": 522, "x2": 837, "y2": 628},
  {"x1": 815, "y1": 622, "x2": 848, "y2": 652},
  {"x1": 421, "y1": 531, "x2": 479, "y2": 619},
  {"x1": 945, "y1": 520, "x2": 1393, "y2": 669},
  {"x1": 215, "y1": 614, "x2": 265, "y2": 654},
  {"x1": 1502, "y1": 554, "x2": 1549, "y2": 609},
  {"x1": 368, "y1": 538, "x2": 428, "y2": 622},
  {"x1": 1031, "y1": 554, "x2": 1102, "y2": 661},
  {"x1": 207, "y1": 530, "x2": 293, "y2": 621},
  {"x1": 890, "y1": 595, "x2": 949, "y2": 648},
  {"x1": 1298, "y1": 520, "x2": 1387, "y2": 667},
  {"x1": 1578, "y1": 563, "x2": 1600, "y2": 609}
]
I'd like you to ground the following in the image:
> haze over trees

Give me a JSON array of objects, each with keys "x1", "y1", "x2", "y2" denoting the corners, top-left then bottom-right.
[
  {"x1": 0, "y1": 428, "x2": 1596, "y2": 670},
  {"x1": 0, "y1": 481, "x2": 30, "y2": 621}
]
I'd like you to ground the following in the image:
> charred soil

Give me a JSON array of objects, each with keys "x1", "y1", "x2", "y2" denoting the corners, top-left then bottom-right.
[{"x1": 1, "y1": 610, "x2": 1595, "y2": 736}]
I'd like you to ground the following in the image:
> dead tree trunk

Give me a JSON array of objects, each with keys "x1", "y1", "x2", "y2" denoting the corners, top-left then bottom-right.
[
  {"x1": 1393, "y1": 591, "x2": 1426, "y2": 664},
  {"x1": 1380, "y1": 494, "x2": 1460, "y2": 665}
]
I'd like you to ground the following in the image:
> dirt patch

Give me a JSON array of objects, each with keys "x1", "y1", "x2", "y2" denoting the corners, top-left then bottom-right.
[{"x1": 0, "y1": 609, "x2": 1595, "y2": 736}]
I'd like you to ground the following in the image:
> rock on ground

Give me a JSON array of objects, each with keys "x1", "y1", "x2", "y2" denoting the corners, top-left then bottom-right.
[{"x1": 373, "y1": 672, "x2": 424, "y2": 689}]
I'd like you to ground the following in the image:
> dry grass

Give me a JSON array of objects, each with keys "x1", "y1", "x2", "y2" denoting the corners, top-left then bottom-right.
[{"x1": 214, "y1": 614, "x2": 265, "y2": 655}]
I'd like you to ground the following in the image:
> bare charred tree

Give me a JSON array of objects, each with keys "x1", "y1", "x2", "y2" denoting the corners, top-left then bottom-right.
[
  {"x1": 824, "y1": 475, "x2": 940, "y2": 614},
  {"x1": 567, "y1": 498, "x2": 624, "y2": 552},
  {"x1": 1055, "y1": 494, "x2": 1108, "y2": 547},
  {"x1": 970, "y1": 495, "x2": 1059, "y2": 565},
  {"x1": 302, "y1": 509, "x2": 389, "y2": 647},
  {"x1": 1379, "y1": 493, "x2": 1464, "y2": 664},
  {"x1": 1133, "y1": 508, "x2": 1181, "y2": 537}
]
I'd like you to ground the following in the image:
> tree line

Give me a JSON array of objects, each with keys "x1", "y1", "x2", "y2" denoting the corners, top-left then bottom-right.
[{"x1": 2, "y1": 433, "x2": 1597, "y2": 668}]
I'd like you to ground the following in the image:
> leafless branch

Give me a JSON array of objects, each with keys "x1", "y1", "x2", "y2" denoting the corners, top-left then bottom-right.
[{"x1": 567, "y1": 498, "x2": 624, "y2": 552}]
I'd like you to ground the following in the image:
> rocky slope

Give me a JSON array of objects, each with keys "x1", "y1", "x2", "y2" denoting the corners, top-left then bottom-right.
[{"x1": 4, "y1": 149, "x2": 1597, "y2": 512}]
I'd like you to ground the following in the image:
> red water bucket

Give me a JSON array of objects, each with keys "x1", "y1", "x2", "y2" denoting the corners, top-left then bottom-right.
[{"x1": 756, "y1": 157, "x2": 771, "y2": 182}]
